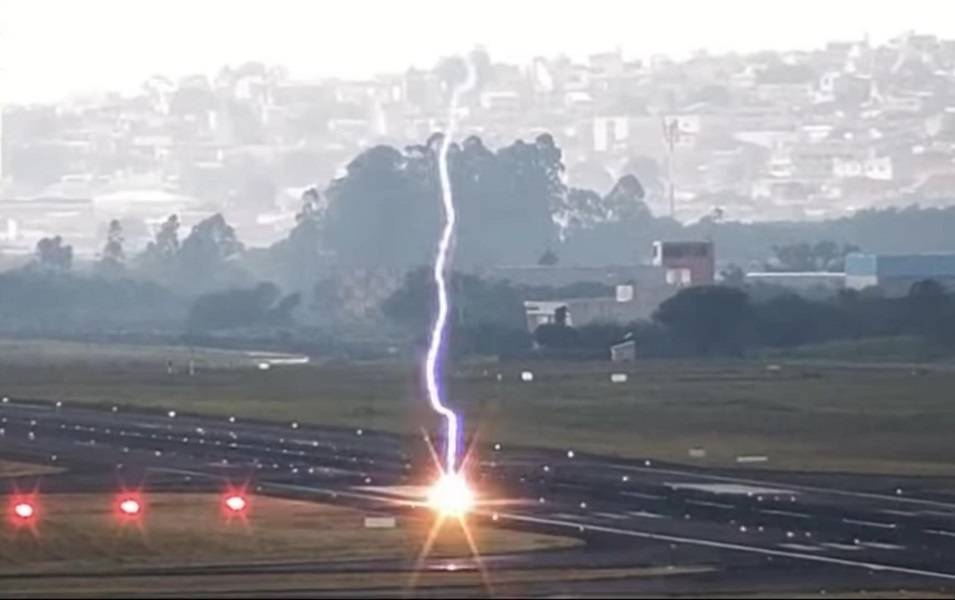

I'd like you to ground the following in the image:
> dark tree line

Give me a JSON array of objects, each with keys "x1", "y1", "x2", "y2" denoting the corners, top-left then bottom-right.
[
  {"x1": 382, "y1": 267, "x2": 531, "y2": 357},
  {"x1": 530, "y1": 281, "x2": 955, "y2": 358},
  {"x1": 186, "y1": 282, "x2": 301, "y2": 333}
]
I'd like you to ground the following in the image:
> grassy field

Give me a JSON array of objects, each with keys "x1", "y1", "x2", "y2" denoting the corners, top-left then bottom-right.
[
  {"x1": 0, "y1": 339, "x2": 299, "y2": 369},
  {"x1": 757, "y1": 335, "x2": 953, "y2": 363},
  {"x1": 0, "y1": 460, "x2": 62, "y2": 479},
  {"x1": 0, "y1": 493, "x2": 575, "y2": 577},
  {"x1": 2, "y1": 339, "x2": 955, "y2": 476},
  {"x1": 2, "y1": 566, "x2": 710, "y2": 597}
]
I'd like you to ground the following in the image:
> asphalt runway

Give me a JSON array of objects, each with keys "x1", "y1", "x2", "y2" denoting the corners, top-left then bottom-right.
[{"x1": 2, "y1": 397, "x2": 955, "y2": 597}]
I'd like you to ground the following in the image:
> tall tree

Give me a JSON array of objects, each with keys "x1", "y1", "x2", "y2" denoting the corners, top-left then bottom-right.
[
  {"x1": 103, "y1": 220, "x2": 125, "y2": 264},
  {"x1": 186, "y1": 282, "x2": 296, "y2": 332},
  {"x1": 141, "y1": 214, "x2": 181, "y2": 266},
  {"x1": 603, "y1": 175, "x2": 649, "y2": 222},
  {"x1": 323, "y1": 145, "x2": 438, "y2": 268},
  {"x1": 266, "y1": 187, "x2": 330, "y2": 289},
  {"x1": 538, "y1": 249, "x2": 559, "y2": 266},
  {"x1": 484, "y1": 134, "x2": 563, "y2": 262},
  {"x1": 34, "y1": 236, "x2": 72, "y2": 272},
  {"x1": 654, "y1": 285, "x2": 753, "y2": 355},
  {"x1": 95, "y1": 220, "x2": 126, "y2": 276},
  {"x1": 178, "y1": 214, "x2": 245, "y2": 284}
]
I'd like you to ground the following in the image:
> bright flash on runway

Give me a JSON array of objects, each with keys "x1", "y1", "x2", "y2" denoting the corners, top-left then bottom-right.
[{"x1": 427, "y1": 471, "x2": 475, "y2": 518}]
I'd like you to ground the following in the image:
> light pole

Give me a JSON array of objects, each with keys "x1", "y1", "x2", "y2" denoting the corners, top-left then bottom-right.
[{"x1": 661, "y1": 116, "x2": 679, "y2": 219}]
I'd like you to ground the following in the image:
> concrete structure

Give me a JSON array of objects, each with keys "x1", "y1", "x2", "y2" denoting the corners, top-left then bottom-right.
[
  {"x1": 845, "y1": 252, "x2": 955, "y2": 295},
  {"x1": 651, "y1": 241, "x2": 715, "y2": 286},
  {"x1": 523, "y1": 294, "x2": 654, "y2": 331},
  {"x1": 488, "y1": 264, "x2": 663, "y2": 288},
  {"x1": 507, "y1": 241, "x2": 716, "y2": 331},
  {"x1": 745, "y1": 271, "x2": 846, "y2": 292}
]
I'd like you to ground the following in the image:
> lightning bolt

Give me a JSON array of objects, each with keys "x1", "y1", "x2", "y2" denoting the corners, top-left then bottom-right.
[{"x1": 425, "y1": 59, "x2": 477, "y2": 473}]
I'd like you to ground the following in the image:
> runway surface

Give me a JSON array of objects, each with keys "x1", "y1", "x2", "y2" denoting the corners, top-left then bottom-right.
[{"x1": 2, "y1": 396, "x2": 955, "y2": 596}]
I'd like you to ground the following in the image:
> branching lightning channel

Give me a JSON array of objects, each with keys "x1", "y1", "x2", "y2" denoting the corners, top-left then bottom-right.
[{"x1": 425, "y1": 60, "x2": 477, "y2": 474}]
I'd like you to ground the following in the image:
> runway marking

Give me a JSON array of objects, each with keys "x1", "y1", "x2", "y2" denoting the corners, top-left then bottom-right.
[
  {"x1": 550, "y1": 512, "x2": 585, "y2": 521},
  {"x1": 496, "y1": 512, "x2": 955, "y2": 582},
  {"x1": 55, "y1": 467, "x2": 955, "y2": 583},
  {"x1": 607, "y1": 463, "x2": 955, "y2": 511},
  {"x1": 880, "y1": 509, "x2": 918, "y2": 517},
  {"x1": 843, "y1": 518, "x2": 897, "y2": 530},
  {"x1": 779, "y1": 543, "x2": 823, "y2": 552},
  {"x1": 760, "y1": 509, "x2": 811, "y2": 519},
  {"x1": 626, "y1": 510, "x2": 667, "y2": 520},
  {"x1": 151, "y1": 467, "x2": 426, "y2": 509},
  {"x1": 857, "y1": 541, "x2": 905, "y2": 550},
  {"x1": 620, "y1": 491, "x2": 665, "y2": 501},
  {"x1": 0, "y1": 403, "x2": 51, "y2": 411},
  {"x1": 925, "y1": 529, "x2": 955, "y2": 538},
  {"x1": 822, "y1": 543, "x2": 862, "y2": 551},
  {"x1": 594, "y1": 512, "x2": 630, "y2": 521},
  {"x1": 668, "y1": 482, "x2": 795, "y2": 497},
  {"x1": 686, "y1": 499, "x2": 734, "y2": 510}
]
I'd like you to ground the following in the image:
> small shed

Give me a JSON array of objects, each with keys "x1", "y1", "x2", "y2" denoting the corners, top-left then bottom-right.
[{"x1": 610, "y1": 339, "x2": 636, "y2": 362}]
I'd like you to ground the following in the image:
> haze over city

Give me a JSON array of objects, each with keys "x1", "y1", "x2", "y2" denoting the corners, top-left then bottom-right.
[{"x1": 5, "y1": 0, "x2": 955, "y2": 102}]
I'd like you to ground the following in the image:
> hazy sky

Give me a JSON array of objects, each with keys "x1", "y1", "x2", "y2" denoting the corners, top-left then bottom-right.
[{"x1": 4, "y1": 0, "x2": 953, "y2": 103}]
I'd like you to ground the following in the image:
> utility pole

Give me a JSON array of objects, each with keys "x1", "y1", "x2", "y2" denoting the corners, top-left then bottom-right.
[{"x1": 661, "y1": 116, "x2": 679, "y2": 219}]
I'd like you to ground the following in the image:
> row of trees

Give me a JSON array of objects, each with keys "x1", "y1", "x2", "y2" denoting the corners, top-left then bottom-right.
[
  {"x1": 10, "y1": 130, "x2": 955, "y2": 355},
  {"x1": 267, "y1": 134, "x2": 955, "y2": 279},
  {"x1": 27, "y1": 132, "x2": 955, "y2": 304},
  {"x1": 530, "y1": 281, "x2": 955, "y2": 358},
  {"x1": 31, "y1": 213, "x2": 248, "y2": 294},
  {"x1": 263, "y1": 133, "x2": 652, "y2": 283}
]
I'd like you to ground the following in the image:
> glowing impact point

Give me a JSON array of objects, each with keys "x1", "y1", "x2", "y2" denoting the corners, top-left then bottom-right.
[
  {"x1": 224, "y1": 495, "x2": 247, "y2": 513},
  {"x1": 119, "y1": 498, "x2": 141, "y2": 516},
  {"x1": 428, "y1": 472, "x2": 474, "y2": 517},
  {"x1": 13, "y1": 502, "x2": 35, "y2": 520}
]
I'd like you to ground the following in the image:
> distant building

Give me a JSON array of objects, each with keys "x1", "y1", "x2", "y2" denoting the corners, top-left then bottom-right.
[
  {"x1": 651, "y1": 241, "x2": 715, "y2": 286},
  {"x1": 833, "y1": 156, "x2": 894, "y2": 181},
  {"x1": 505, "y1": 241, "x2": 716, "y2": 330},
  {"x1": 479, "y1": 90, "x2": 522, "y2": 115},
  {"x1": 845, "y1": 253, "x2": 955, "y2": 295},
  {"x1": 592, "y1": 116, "x2": 630, "y2": 152},
  {"x1": 523, "y1": 294, "x2": 654, "y2": 331},
  {"x1": 488, "y1": 264, "x2": 662, "y2": 288},
  {"x1": 745, "y1": 271, "x2": 846, "y2": 292}
]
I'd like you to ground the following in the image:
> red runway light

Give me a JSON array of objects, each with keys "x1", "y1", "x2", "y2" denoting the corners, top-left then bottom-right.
[
  {"x1": 119, "y1": 497, "x2": 142, "y2": 516},
  {"x1": 13, "y1": 501, "x2": 35, "y2": 520},
  {"x1": 224, "y1": 494, "x2": 246, "y2": 513}
]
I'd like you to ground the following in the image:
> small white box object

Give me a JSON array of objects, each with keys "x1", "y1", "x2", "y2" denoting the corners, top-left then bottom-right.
[{"x1": 364, "y1": 516, "x2": 397, "y2": 529}]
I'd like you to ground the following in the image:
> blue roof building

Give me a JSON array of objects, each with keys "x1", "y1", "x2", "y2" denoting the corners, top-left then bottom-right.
[{"x1": 845, "y1": 252, "x2": 955, "y2": 294}]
